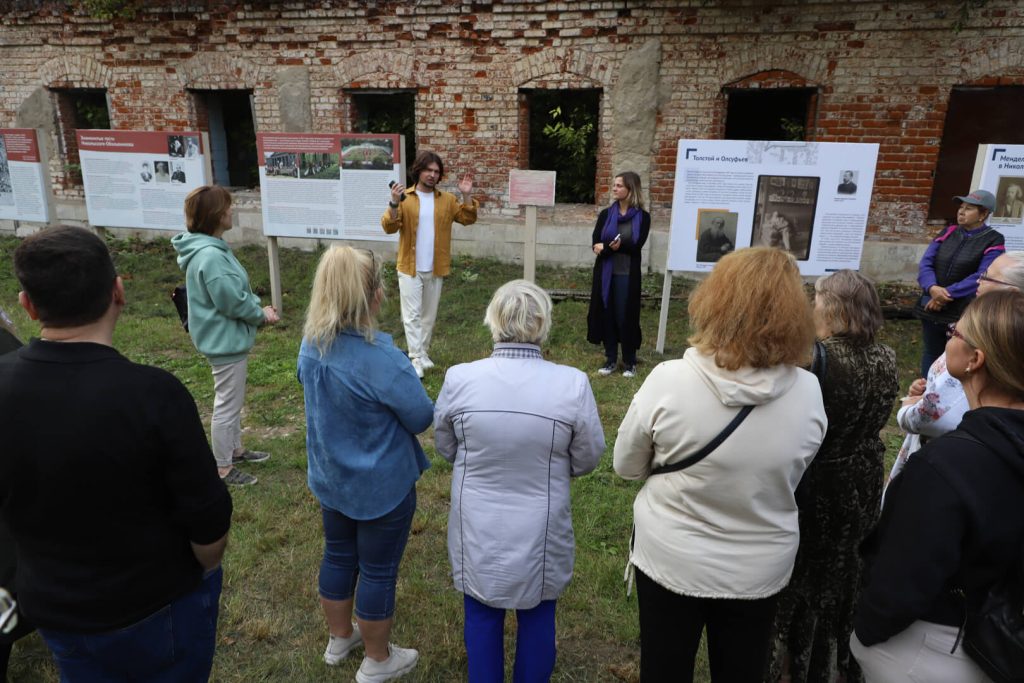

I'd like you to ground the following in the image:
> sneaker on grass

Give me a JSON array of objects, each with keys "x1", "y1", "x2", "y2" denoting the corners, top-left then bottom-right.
[
  {"x1": 410, "y1": 358, "x2": 425, "y2": 379},
  {"x1": 597, "y1": 362, "x2": 617, "y2": 376},
  {"x1": 623, "y1": 365, "x2": 637, "y2": 378},
  {"x1": 324, "y1": 624, "x2": 362, "y2": 666},
  {"x1": 355, "y1": 643, "x2": 419, "y2": 683},
  {"x1": 221, "y1": 468, "x2": 257, "y2": 487},
  {"x1": 418, "y1": 355, "x2": 435, "y2": 370},
  {"x1": 232, "y1": 449, "x2": 270, "y2": 464}
]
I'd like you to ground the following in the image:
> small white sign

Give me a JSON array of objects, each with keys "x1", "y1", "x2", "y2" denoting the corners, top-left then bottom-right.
[{"x1": 509, "y1": 170, "x2": 556, "y2": 207}]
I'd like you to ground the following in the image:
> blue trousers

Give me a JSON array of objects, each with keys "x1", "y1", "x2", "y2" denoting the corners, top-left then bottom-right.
[
  {"x1": 39, "y1": 567, "x2": 222, "y2": 683},
  {"x1": 319, "y1": 488, "x2": 416, "y2": 621},
  {"x1": 463, "y1": 594, "x2": 557, "y2": 683}
]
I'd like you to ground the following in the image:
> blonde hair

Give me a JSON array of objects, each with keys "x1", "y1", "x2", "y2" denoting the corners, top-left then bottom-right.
[
  {"x1": 957, "y1": 289, "x2": 1024, "y2": 400},
  {"x1": 303, "y1": 246, "x2": 381, "y2": 353},
  {"x1": 688, "y1": 247, "x2": 815, "y2": 370},
  {"x1": 484, "y1": 279, "x2": 552, "y2": 345},
  {"x1": 616, "y1": 171, "x2": 645, "y2": 210},
  {"x1": 814, "y1": 270, "x2": 884, "y2": 344}
]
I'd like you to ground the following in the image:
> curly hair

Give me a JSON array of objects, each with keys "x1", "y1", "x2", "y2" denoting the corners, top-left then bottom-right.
[
  {"x1": 813, "y1": 269, "x2": 884, "y2": 344},
  {"x1": 687, "y1": 247, "x2": 814, "y2": 370}
]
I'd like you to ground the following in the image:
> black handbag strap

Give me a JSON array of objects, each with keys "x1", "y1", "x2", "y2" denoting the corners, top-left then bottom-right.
[
  {"x1": 649, "y1": 405, "x2": 755, "y2": 476},
  {"x1": 810, "y1": 340, "x2": 827, "y2": 386}
]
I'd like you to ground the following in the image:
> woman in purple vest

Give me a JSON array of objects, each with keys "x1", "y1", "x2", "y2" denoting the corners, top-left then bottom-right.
[{"x1": 914, "y1": 189, "x2": 1004, "y2": 378}]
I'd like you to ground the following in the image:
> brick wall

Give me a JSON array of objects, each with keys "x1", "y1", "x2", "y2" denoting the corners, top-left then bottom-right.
[{"x1": 2, "y1": 0, "x2": 1024, "y2": 242}]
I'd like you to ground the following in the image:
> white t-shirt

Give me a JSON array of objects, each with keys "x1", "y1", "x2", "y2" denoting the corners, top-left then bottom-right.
[{"x1": 415, "y1": 190, "x2": 435, "y2": 273}]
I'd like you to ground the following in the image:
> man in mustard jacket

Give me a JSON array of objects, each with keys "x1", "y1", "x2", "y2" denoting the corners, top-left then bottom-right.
[{"x1": 382, "y1": 150, "x2": 477, "y2": 377}]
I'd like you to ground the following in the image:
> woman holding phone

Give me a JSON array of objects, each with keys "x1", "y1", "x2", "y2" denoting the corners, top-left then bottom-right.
[{"x1": 587, "y1": 171, "x2": 651, "y2": 378}]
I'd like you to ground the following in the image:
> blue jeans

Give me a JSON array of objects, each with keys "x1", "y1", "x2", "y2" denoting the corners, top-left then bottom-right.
[
  {"x1": 39, "y1": 567, "x2": 222, "y2": 683},
  {"x1": 463, "y1": 594, "x2": 557, "y2": 683},
  {"x1": 319, "y1": 488, "x2": 416, "y2": 621}
]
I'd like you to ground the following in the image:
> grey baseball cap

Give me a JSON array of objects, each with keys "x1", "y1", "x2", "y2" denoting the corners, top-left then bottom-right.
[{"x1": 953, "y1": 189, "x2": 996, "y2": 212}]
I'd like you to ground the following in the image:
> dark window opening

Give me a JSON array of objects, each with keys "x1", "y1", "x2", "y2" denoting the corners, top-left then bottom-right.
[
  {"x1": 51, "y1": 88, "x2": 110, "y2": 185},
  {"x1": 724, "y1": 88, "x2": 816, "y2": 141},
  {"x1": 929, "y1": 86, "x2": 1024, "y2": 221},
  {"x1": 349, "y1": 91, "x2": 416, "y2": 171},
  {"x1": 522, "y1": 89, "x2": 600, "y2": 204},
  {"x1": 192, "y1": 90, "x2": 258, "y2": 188}
]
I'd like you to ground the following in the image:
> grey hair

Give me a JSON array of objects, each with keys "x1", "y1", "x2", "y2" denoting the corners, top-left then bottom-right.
[
  {"x1": 999, "y1": 251, "x2": 1024, "y2": 289},
  {"x1": 484, "y1": 279, "x2": 553, "y2": 345}
]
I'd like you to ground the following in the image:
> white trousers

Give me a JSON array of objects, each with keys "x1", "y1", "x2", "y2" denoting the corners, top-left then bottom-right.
[
  {"x1": 850, "y1": 621, "x2": 992, "y2": 683},
  {"x1": 210, "y1": 358, "x2": 248, "y2": 468},
  {"x1": 398, "y1": 271, "x2": 443, "y2": 360}
]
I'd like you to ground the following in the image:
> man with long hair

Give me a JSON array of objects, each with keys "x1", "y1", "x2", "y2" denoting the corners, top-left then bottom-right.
[{"x1": 382, "y1": 150, "x2": 477, "y2": 378}]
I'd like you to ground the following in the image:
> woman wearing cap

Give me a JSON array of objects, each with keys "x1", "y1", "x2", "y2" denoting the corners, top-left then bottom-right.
[{"x1": 913, "y1": 189, "x2": 1004, "y2": 378}]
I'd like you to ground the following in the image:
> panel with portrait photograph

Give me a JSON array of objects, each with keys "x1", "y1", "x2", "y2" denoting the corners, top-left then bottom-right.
[
  {"x1": 695, "y1": 209, "x2": 738, "y2": 263},
  {"x1": 992, "y1": 176, "x2": 1024, "y2": 224},
  {"x1": 749, "y1": 174, "x2": 820, "y2": 261},
  {"x1": 167, "y1": 135, "x2": 185, "y2": 158}
]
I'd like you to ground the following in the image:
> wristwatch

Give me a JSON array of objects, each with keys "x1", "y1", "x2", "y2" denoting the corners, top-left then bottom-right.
[{"x1": 388, "y1": 201, "x2": 399, "y2": 208}]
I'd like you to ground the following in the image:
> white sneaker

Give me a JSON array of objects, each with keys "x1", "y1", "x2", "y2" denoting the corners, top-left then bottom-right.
[
  {"x1": 355, "y1": 643, "x2": 419, "y2": 682},
  {"x1": 410, "y1": 358, "x2": 424, "y2": 379},
  {"x1": 323, "y1": 624, "x2": 362, "y2": 665},
  {"x1": 419, "y1": 355, "x2": 435, "y2": 370}
]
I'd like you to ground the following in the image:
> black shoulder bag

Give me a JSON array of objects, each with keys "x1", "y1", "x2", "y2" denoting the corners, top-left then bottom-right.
[
  {"x1": 171, "y1": 285, "x2": 189, "y2": 332},
  {"x1": 649, "y1": 405, "x2": 755, "y2": 476},
  {"x1": 810, "y1": 340, "x2": 828, "y2": 386}
]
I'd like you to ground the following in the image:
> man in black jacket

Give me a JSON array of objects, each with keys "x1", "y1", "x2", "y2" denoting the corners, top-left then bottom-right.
[{"x1": 0, "y1": 227, "x2": 232, "y2": 682}]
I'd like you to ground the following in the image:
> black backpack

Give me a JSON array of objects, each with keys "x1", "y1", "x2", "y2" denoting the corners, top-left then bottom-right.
[{"x1": 951, "y1": 433, "x2": 1024, "y2": 683}]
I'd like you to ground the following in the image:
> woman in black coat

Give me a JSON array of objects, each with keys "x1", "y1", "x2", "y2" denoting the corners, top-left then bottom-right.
[{"x1": 587, "y1": 171, "x2": 651, "y2": 378}]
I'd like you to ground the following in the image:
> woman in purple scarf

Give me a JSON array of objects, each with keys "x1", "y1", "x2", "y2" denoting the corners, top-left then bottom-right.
[{"x1": 587, "y1": 171, "x2": 651, "y2": 378}]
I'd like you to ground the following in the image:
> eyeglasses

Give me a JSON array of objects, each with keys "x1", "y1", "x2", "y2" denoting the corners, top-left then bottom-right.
[
  {"x1": 978, "y1": 269, "x2": 1018, "y2": 289},
  {"x1": 946, "y1": 323, "x2": 972, "y2": 345},
  {"x1": 357, "y1": 248, "x2": 382, "y2": 289}
]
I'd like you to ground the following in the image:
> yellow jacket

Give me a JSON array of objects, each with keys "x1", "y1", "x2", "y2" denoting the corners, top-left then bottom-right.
[{"x1": 381, "y1": 187, "x2": 478, "y2": 277}]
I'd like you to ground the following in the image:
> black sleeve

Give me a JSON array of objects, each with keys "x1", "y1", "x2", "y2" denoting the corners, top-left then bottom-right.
[
  {"x1": 155, "y1": 373, "x2": 233, "y2": 545},
  {"x1": 854, "y1": 455, "x2": 965, "y2": 645},
  {"x1": 591, "y1": 209, "x2": 609, "y2": 249}
]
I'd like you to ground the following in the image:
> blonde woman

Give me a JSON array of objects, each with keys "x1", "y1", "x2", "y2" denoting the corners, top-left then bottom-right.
[
  {"x1": 853, "y1": 290, "x2": 1024, "y2": 682},
  {"x1": 297, "y1": 246, "x2": 432, "y2": 683},
  {"x1": 614, "y1": 247, "x2": 826, "y2": 682},
  {"x1": 587, "y1": 171, "x2": 651, "y2": 377}
]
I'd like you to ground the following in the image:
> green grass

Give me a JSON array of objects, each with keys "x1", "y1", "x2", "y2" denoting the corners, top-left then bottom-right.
[{"x1": 0, "y1": 235, "x2": 921, "y2": 682}]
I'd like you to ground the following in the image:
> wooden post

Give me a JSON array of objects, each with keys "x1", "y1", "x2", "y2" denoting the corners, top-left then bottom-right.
[
  {"x1": 524, "y1": 204, "x2": 537, "y2": 282},
  {"x1": 656, "y1": 269, "x2": 673, "y2": 354},
  {"x1": 267, "y1": 236, "x2": 283, "y2": 314}
]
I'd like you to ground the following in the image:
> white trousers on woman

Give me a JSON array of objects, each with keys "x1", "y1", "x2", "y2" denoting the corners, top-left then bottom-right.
[
  {"x1": 210, "y1": 358, "x2": 247, "y2": 468},
  {"x1": 850, "y1": 620, "x2": 992, "y2": 683},
  {"x1": 398, "y1": 271, "x2": 443, "y2": 360}
]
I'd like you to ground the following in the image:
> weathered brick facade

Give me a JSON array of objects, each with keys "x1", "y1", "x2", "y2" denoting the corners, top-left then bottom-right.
[{"x1": 2, "y1": 0, "x2": 1024, "y2": 253}]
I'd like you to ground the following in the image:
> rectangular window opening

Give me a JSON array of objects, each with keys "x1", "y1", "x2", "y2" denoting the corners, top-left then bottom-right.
[
  {"x1": 348, "y1": 90, "x2": 416, "y2": 169},
  {"x1": 724, "y1": 88, "x2": 816, "y2": 141},
  {"x1": 191, "y1": 90, "x2": 257, "y2": 188},
  {"x1": 928, "y1": 86, "x2": 1024, "y2": 221},
  {"x1": 521, "y1": 88, "x2": 600, "y2": 204},
  {"x1": 51, "y1": 88, "x2": 110, "y2": 185}
]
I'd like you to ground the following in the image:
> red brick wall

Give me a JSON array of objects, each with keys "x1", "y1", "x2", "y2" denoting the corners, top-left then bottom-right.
[{"x1": 3, "y1": 0, "x2": 1023, "y2": 240}]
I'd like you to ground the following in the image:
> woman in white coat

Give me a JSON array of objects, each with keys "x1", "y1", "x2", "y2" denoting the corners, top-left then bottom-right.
[
  {"x1": 614, "y1": 247, "x2": 827, "y2": 683},
  {"x1": 434, "y1": 280, "x2": 605, "y2": 682}
]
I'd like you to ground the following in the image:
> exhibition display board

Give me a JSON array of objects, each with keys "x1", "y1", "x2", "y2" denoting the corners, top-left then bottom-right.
[
  {"x1": 667, "y1": 139, "x2": 880, "y2": 276},
  {"x1": 257, "y1": 132, "x2": 404, "y2": 241},
  {"x1": 77, "y1": 130, "x2": 208, "y2": 230},
  {"x1": 0, "y1": 128, "x2": 49, "y2": 223},
  {"x1": 971, "y1": 144, "x2": 1024, "y2": 250}
]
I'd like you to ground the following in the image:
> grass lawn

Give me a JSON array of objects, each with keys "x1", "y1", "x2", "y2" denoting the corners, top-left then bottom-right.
[{"x1": 0, "y1": 235, "x2": 922, "y2": 682}]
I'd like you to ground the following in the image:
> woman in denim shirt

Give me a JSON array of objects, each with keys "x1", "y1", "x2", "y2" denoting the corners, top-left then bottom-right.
[{"x1": 298, "y1": 246, "x2": 432, "y2": 683}]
